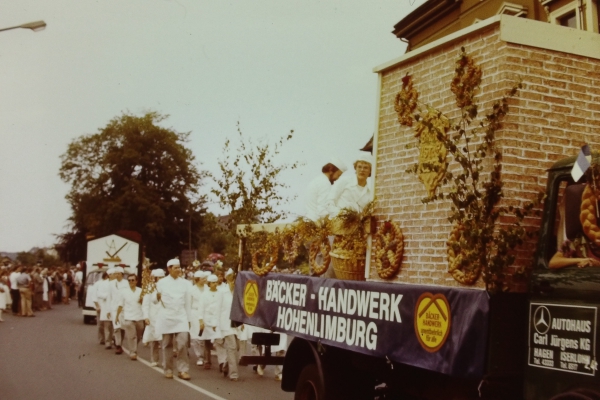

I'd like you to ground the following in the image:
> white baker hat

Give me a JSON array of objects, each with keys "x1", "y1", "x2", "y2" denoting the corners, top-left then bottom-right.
[
  {"x1": 207, "y1": 274, "x2": 218, "y2": 283},
  {"x1": 355, "y1": 153, "x2": 373, "y2": 165},
  {"x1": 225, "y1": 268, "x2": 234, "y2": 277},
  {"x1": 330, "y1": 156, "x2": 348, "y2": 172},
  {"x1": 106, "y1": 268, "x2": 115, "y2": 275},
  {"x1": 193, "y1": 270, "x2": 204, "y2": 278},
  {"x1": 113, "y1": 266, "x2": 124, "y2": 274},
  {"x1": 151, "y1": 269, "x2": 165, "y2": 277},
  {"x1": 167, "y1": 258, "x2": 180, "y2": 267}
]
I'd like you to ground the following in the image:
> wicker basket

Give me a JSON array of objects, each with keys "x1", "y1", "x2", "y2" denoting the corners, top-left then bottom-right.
[{"x1": 330, "y1": 251, "x2": 366, "y2": 281}]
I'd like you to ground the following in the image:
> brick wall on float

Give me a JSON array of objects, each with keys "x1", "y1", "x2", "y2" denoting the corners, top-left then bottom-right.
[{"x1": 371, "y1": 23, "x2": 600, "y2": 290}]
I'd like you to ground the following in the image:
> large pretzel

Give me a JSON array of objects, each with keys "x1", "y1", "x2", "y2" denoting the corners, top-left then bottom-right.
[
  {"x1": 252, "y1": 236, "x2": 279, "y2": 276},
  {"x1": 580, "y1": 185, "x2": 600, "y2": 246},
  {"x1": 375, "y1": 221, "x2": 404, "y2": 279},
  {"x1": 447, "y1": 224, "x2": 481, "y2": 285},
  {"x1": 309, "y1": 238, "x2": 331, "y2": 276}
]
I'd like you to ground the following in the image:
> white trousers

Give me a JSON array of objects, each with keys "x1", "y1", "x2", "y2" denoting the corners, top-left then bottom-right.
[
  {"x1": 214, "y1": 335, "x2": 239, "y2": 379},
  {"x1": 161, "y1": 332, "x2": 189, "y2": 374}
]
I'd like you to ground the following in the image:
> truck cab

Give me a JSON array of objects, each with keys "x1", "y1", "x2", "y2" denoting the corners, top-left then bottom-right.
[{"x1": 526, "y1": 156, "x2": 600, "y2": 400}]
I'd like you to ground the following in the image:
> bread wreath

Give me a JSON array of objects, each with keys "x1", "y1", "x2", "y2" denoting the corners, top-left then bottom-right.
[
  {"x1": 252, "y1": 240, "x2": 279, "y2": 276},
  {"x1": 375, "y1": 221, "x2": 404, "y2": 279},
  {"x1": 580, "y1": 184, "x2": 600, "y2": 246},
  {"x1": 447, "y1": 224, "x2": 481, "y2": 285},
  {"x1": 309, "y1": 238, "x2": 331, "y2": 276}
]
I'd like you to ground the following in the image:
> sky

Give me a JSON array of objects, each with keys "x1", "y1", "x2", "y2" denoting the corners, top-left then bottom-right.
[{"x1": 0, "y1": 0, "x2": 426, "y2": 253}]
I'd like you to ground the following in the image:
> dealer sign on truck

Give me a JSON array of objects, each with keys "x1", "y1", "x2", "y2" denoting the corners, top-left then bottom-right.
[{"x1": 529, "y1": 302, "x2": 598, "y2": 375}]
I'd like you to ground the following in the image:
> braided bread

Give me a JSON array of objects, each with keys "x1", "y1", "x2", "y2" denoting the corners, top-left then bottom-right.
[
  {"x1": 375, "y1": 221, "x2": 404, "y2": 279},
  {"x1": 580, "y1": 184, "x2": 600, "y2": 246},
  {"x1": 252, "y1": 247, "x2": 278, "y2": 276},
  {"x1": 309, "y1": 239, "x2": 331, "y2": 276},
  {"x1": 447, "y1": 224, "x2": 481, "y2": 285}
]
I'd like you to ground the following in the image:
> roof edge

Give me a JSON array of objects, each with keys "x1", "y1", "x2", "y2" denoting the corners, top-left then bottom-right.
[
  {"x1": 374, "y1": 15, "x2": 501, "y2": 74},
  {"x1": 375, "y1": 14, "x2": 600, "y2": 74}
]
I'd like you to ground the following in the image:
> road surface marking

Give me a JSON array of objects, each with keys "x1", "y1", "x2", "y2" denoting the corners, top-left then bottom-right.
[{"x1": 123, "y1": 349, "x2": 228, "y2": 400}]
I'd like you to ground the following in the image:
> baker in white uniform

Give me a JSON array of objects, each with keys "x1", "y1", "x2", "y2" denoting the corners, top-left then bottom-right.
[
  {"x1": 96, "y1": 268, "x2": 115, "y2": 349},
  {"x1": 198, "y1": 274, "x2": 223, "y2": 370},
  {"x1": 142, "y1": 268, "x2": 165, "y2": 367},
  {"x1": 116, "y1": 274, "x2": 144, "y2": 360},
  {"x1": 189, "y1": 270, "x2": 208, "y2": 366},
  {"x1": 109, "y1": 266, "x2": 129, "y2": 355},
  {"x1": 214, "y1": 268, "x2": 239, "y2": 381},
  {"x1": 153, "y1": 259, "x2": 192, "y2": 380},
  {"x1": 305, "y1": 157, "x2": 347, "y2": 221},
  {"x1": 326, "y1": 153, "x2": 373, "y2": 217}
]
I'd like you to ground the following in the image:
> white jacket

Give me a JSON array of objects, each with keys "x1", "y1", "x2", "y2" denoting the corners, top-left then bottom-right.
[
  {"x1": 142, "y1": 292, "x2": 162, "y2": 343},
  {"x1": 198, "y1": 289, "x2": 223, "y2": 340},
  {"x1": 305, "y1": 174, "x2": 334, "y2": 221},
  {"x1": 152, "y1": 275, "x2": 192, "y2": 335},
  {"x1": 219, "y1": 288, "x2": 235, "y2": 337},
  {"x1": 189, "y1": 284, "x2": 205, "y2": 340},
  {"x1": 95, "y1": 279, "x2": 112, "y2": 321}
]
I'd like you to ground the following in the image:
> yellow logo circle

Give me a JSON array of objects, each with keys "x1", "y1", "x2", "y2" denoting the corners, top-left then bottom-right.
[
  {"x1": 414, "y1": 293, "x2": 451, "y2": 352},
  {"x1": 243, "y1": 280, "x2": 259, "y2": 317}
]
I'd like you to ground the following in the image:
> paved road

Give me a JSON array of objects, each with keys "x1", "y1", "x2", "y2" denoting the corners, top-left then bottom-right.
[{"x1": 0, "y1": 303, "x2": 294, "y2": 400}]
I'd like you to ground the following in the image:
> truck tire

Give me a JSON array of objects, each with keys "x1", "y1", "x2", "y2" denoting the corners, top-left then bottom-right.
[
  {"x1": 549, "y1": 389, "x2": 600, "y2": 400},
  {"x1": 295, "y1": 364, "x2": 325, "y2": 400}
]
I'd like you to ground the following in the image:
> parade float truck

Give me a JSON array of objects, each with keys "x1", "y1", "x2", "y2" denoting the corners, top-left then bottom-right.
[
  {"x1": 82, "y1": 232, "x2": 142, "y2": 324},
  {"x1": 230, "y1": 15, "x2": 600, "y2": 400}
]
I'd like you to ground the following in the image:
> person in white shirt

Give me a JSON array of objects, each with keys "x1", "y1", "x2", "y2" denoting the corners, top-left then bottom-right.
[
  {"x1": 109, "y1": 266, "x2": 129, "y2": 355},
  {"x1": 214, "y1": 268, "x2": 239, "y2": 381},
  {"x1": 189, "y1": 270, "x2": 208, "y2": 366},
  {"x1": 41, "y1": 269, "x2": 50, "y2": 311},
  {"x1": 9, "y1": 267, "x2": 22, "y2": 315},
  {"x1": 327, "y1": 153, "x2": 373, "y2": 217},
  {"x1": 75, "y1": 265, "x2": 84, "y2": 307},
  {"x1": 96, "y1": 268, "x2": 115, "y2": 349},
  {"x1": 305, "y1": 157, "x2": 347, "y2": 221},
  {"x1": 91, "y1": 272, "x2": 107, "y2": 345},
  {"x1": 153, "y1": 259, "x2": 192, "y2": 380},
  {"x1": 142, "y1": 268, "x2": 165, "y2": 367},
  {"x1": 116, "y1": 274, "x2": 144, "y2": 360},
  {"x1": 198, "y1": 274, "x2": 223, "y2": 370}
]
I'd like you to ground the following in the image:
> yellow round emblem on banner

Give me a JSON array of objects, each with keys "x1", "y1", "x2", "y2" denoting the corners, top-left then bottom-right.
[
  {"x1": 243, "y1": 280, "x2": 259, "y2": 317},
  {"x1": 414, "y1": 293, "x2": 451, "y2": 352}
]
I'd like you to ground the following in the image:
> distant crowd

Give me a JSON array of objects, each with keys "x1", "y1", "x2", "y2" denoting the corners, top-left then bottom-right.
[{"x1": 0, "y1": 262, "x2": 83, "y2": 321}]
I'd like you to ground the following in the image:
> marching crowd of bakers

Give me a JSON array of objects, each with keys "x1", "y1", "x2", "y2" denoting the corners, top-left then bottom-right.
[
  {"x1": 87, "y1": 258, "x2": 286, "y2": 382},
  {"x1": 0, "y1": 263, "x2": 83, "y2": 321}
]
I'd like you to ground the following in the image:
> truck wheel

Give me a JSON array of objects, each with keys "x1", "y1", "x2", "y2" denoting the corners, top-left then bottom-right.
[
  {"x1": 295, "y1": 364, "x2": 324, "y2": 400},
  {"x1": 549, "y1": 388, "x2": 600, "y2": 400}
]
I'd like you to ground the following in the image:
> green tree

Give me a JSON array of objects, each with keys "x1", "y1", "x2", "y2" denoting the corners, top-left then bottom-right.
[
  {"x1": 211, "y1": 122, "x2": 300, "y2": 228},
  {"x1": 210, "y1": 123, "x2": 300, "y2": 270},
  {"x1": 16, "y1": 248, "x2": 58, "y2": 267},
  {"x1": 58, "y1": 111, "x2": 206, "y2": 267}
]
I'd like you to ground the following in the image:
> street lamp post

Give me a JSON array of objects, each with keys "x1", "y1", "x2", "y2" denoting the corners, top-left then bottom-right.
[{"x1": 0, "y1": 20, "x2": 46, "y2": 33}]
